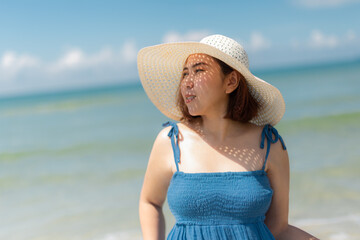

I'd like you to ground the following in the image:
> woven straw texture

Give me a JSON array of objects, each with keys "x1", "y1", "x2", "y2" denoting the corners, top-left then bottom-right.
[{"x1": 137, "y1": 34, "x2": 285, "y2": 126}]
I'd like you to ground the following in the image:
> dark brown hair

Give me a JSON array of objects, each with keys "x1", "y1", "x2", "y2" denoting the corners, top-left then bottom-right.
[{"x1": 176, "y1": 56, "x2": 260, "y2": 123}]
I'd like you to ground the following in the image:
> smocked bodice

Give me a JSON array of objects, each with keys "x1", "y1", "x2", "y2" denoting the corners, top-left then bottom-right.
[{"x1": 168, "y1": 170, "x2": 273, "y2": 225}]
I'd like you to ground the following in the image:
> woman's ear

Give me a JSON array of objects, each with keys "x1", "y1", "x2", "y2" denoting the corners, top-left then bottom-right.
[{"x1": 225, "y1": 71, "x2": 240, "y2": 94}]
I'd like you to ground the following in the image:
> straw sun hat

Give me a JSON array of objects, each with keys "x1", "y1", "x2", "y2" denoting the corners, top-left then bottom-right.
[{"x1": 137, "y1": 34, "x2": 285, "y2": 126}]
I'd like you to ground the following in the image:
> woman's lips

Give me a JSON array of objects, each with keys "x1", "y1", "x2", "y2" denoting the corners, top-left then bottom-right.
[{"x1": 185, "y1": 95, "x2": 196, "y2": 103}]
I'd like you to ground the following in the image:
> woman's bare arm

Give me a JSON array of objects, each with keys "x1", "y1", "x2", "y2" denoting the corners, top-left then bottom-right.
[
  {"x1": 264, "y1": 138, "x2": 290, "y2": 237},
  {"x1": 277, "y1": 224, "x2": 319, "y2": 240},
  {"x1": 264, "y1": 137, "x2": 319, "y2": 239},
  {"x1": 139, "y1": 126, "x2": 174, "y2": 240}
]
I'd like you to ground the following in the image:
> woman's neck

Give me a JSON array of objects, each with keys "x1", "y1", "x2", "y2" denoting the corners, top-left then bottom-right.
[{"x1": 186, "y1": 116, "x2": 251, "y2": 142}]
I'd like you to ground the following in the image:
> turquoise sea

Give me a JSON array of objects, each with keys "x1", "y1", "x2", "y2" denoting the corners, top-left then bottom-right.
[{"x1": 1, "y1": 60, "x2": 360, "y2": 240}]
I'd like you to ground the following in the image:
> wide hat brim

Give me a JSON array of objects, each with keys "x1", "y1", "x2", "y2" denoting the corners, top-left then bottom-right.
[{"x1": 137, "y1": 41, "x2": 285, "y2": 126}]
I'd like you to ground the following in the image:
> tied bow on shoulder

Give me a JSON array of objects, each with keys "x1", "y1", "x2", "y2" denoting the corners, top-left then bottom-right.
[
  {"x1": 260, "y1": 124, "x2": 287, "y2": 161},
  {"x1": 162, "y1": 121, "x2": 181, "y2": 169}
]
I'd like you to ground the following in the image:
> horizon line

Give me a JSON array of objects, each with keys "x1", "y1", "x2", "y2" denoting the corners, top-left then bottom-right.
[{"x1": 1, "y1": 56, "x2": 359, "y2": 100}]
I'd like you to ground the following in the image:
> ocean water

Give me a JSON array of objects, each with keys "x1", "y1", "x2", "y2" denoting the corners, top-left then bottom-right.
[{"x1": 0, "y1": 60, "x2": 360, "y2": 240}]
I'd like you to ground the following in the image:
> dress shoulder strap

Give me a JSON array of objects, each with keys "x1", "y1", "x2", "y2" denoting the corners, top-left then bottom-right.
[
  {"x1": 260, "y1": 124, "x2": 287, "y2": 171},
  {"x1": 162, "y1": 121, "x2": 180, "y2": 172}
]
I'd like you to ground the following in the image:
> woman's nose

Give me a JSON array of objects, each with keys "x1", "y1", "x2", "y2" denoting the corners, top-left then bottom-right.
[{"x1": 184, "y1": 78, "x2": 194, "y2": 89}]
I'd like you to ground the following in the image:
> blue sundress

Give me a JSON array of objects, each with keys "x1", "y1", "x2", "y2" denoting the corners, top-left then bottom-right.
[{"x1": 162, "y1": 121, "x2": 287, "y2": 239}]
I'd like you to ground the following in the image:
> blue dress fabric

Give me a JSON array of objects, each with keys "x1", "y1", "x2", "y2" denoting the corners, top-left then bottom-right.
[{"x1": 162, "y1": 121, "x2": 287, "y2": 240}]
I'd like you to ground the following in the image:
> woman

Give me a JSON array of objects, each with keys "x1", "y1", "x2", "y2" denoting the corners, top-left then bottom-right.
[{"x1": 138, "y1": 34, "x2": 318, "y2": 240}]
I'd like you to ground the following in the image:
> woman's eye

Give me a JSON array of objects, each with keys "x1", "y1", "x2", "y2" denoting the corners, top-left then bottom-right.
[
  {"x1": 182, "y1": 72, "x2": 188, "y2": 78},
  {"x1": 195, "y1": 69, "x2": 203, "y2": 73}
]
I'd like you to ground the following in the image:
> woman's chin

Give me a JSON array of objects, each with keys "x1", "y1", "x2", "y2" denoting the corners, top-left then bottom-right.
[{"x1": 187, "y1": 109, "x2": 200, "y2": 116}]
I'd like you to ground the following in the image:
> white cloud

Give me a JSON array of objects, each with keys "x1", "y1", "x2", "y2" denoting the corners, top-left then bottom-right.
[
  {"x1": 121, "y1": 40, "x2": 137, "y2": 63},
  {"x1": 51, "y1": 48, "x2": 84, "y2": 72},
  {"x1": 295, "y1": 0, "x2": 360, "y2": 8},
  {"x1": 309, "y1": 30, "x2": 339, "y2": 48},
  {"x1": 0, "y1": 40, "x2": 140, "y2": 96},
  {"x1": 0, "y1": 52, "x2": 40, "y2": 80},
  {"x1": 246, "y1": 32, "x2": 271, "y2": 52},
  {"x1": 288, "y1": 29, "x2": 359, "y2": 54},
  {"x1": 162, "y1": 30, "x2": 211, "y2": 43},
  {"x1": 50, "y1": 47, "x2": 115, "y2": 73}
]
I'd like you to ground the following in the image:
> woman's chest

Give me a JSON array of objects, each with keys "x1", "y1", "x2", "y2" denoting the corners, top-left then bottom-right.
[
  {"x1": 173, "y1": 133, "x2": 266, "y2": 173},
  {"x1": 167, "y1": 173, "x2": 273, "y2": 220}
]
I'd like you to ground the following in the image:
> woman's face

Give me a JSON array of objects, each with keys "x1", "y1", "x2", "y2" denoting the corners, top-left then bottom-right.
[{"x1": 180, "y1": 53, "x2": 229, "y2": 117}]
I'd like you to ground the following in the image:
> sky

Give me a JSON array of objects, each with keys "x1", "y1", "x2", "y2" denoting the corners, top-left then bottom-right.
[{"x1": 0, "y1": 0, "x2": 359, "y2": 97}]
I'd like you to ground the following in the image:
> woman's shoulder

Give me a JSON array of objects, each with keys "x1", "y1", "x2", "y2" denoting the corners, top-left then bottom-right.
[
  {"x1": 145, "y1": 123, "x2": 175, "y2": 177},
  {"x1": 148, "y1": 122, "x2": 179, "y2": 164},
  {"x1": 265, "y1": 125, "x2": 289, "y2": 173},
  {"x1": 155, "y1": 123, "x2": 175, "y2": 146}
]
